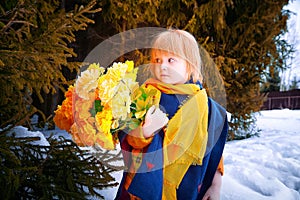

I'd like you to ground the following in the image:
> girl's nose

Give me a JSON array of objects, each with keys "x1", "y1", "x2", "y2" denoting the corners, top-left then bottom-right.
[{"x1": 161, "y1": 65, "x2": 167, "y2": 70}]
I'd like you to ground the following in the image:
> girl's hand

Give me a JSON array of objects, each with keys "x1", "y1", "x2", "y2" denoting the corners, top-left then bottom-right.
[
  {"x1": 142, "y1": 105, "x2": 169, "y2": 138},
  {"x1": 202, "y1": 184, "x2": 220, "y2": 200},
  {"x1": 202, "y1": 170, "x2": 222, "y2": 200}
]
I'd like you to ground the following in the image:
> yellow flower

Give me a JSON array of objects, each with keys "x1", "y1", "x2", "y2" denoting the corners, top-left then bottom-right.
[
  {"x1": 125, "y1": 60, "x2": 134, "y2": 72},
  {"x1": 111, "y1": 79, "x2": 136, "y2": 119},
  {"x1": 97, "y1": 77, "x2": 118, "y2": 103},
  {"x1": 108, "y1": 62, "x2": 128, "y2": 80},
  {"x1": 76, "y1": 64, "x2": 102, "y2": 100},
  {"x1": 97, "y1": 61, "x2": 136, "y2": 104},
  {"x1": 93, "y1": 106, "x2": 117, "y2": 149},
  {"x1": 112, "y1": 91, "x2": 130, "y2": 120},
  {"x1": 111, "y1": 119, "x2": 119, "y2": 129},
  {"x1": 87, "y1": 63, "x2": 104, "y2": 72},
  {"x1": 132, "y1": 84, "x2": 160, "y2": 120},
  {"x1": 95, "y1": 106, "x2": 113, "y2": 135},
  {"x1": 95, "y1": 130, "x2": 115, "y2": 150}
]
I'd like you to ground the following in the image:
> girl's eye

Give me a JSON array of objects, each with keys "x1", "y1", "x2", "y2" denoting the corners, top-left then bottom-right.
[
  {"x1": 154, "y1": 58, "x2": 161, "y2": 63},
  {"x1": 168, "y1": 58, "x2": 175, "y2": 63}
]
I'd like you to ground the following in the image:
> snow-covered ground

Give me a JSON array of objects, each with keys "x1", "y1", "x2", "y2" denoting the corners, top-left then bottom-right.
[
  {"x1": 8, "y1": 109, "x2": 300, "y2": 199},
  {"x1": 221, "y1": 109, "x2": 300, "y2": 200}
]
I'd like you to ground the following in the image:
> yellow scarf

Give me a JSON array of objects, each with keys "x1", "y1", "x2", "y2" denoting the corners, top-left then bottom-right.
[{"x1": 145, "y1": 78, "x2": 208, "y2": 200}]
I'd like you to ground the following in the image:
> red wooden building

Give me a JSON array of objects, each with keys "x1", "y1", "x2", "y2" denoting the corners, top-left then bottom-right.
[{"x1": 261, "y1": 89, "x2": 300, "y2": 110}]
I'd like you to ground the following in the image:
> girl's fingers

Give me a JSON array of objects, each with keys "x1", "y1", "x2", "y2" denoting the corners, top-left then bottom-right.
[
  {"x1": 147, "y1": 105, "x2": 156, "y2": 115},
  {"x1": 162, "y1": 115, "x2": 169, "y2": 126}
]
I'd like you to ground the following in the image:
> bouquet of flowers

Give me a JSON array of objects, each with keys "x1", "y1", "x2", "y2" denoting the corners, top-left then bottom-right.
[
  {"x1": 54, "y1": 61, "x2": 160, "y2": 150},
  {"x1": 54, "y1": 61, "x2": 139, "y2": 149}
]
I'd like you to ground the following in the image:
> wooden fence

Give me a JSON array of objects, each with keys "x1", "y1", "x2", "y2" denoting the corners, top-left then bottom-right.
[{"x1": 261, "y1": 89, "x2": 300, "y2": 110}]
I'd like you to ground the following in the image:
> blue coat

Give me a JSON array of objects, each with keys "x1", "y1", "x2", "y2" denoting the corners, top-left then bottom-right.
[{"x1": 116, "y1": 92, "x2": 228, "y2": 200}]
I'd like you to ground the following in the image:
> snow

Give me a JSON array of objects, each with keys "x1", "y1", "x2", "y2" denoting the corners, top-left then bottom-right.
[
  {"x1": 221, "y1": 109, "x2": 300, "y2": 200},
  {"x1": 7, "y1": 126, "x2": 50, "y2": 146},
  {"x1": 7, "y1": 109, "x2": 300, "y2": 199}
]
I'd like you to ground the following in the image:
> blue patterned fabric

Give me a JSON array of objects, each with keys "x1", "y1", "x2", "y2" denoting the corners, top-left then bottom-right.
[{"x1": 115, "y1": 91, "x2": 228, "y2": 200}]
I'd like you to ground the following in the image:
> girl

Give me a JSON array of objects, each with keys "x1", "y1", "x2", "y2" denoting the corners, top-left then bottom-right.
[{"x1": 115, "y1": 29, "x2": 228, "y2": 200}]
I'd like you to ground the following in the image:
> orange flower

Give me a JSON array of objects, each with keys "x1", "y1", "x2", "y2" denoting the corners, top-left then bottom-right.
[
  {"x1": 75, "y1": 98, "x2": 93, "y2": 120},
  {"x1": 78, "y1": 120, "x2": 97, "y2": 146},
  {"x1": 53, "y1": 86, "x2": 74, "y2": 132},
  {"x1": 70, "y1": 123, "x2": 84, "y2": 146}
]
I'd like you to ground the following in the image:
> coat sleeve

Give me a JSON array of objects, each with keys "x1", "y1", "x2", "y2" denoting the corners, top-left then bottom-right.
[
  {"x1": 217, "y1": 156, "x2": 224, "y2": 175},
  {"x1": 126, "y1": 125, "x2": 154, "y2": 149},
  {"x1": 197, "y1": 98, "x2": 228, "y2": 199}
]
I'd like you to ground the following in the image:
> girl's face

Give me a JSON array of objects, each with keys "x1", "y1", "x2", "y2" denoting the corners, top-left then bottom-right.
[{"x1": 151, "y1": 51, "x2": 189, "y2": 84}]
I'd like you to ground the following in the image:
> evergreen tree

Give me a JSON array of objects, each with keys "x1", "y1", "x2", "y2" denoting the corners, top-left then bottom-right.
[
  {"x1": 0, "y1": 1, "x2": 123, "y2": 199},
  {"x1": 95, "y1": 0, "x2": 291, "y2": 139},
  {"x1": 0, "y1": 133, "x2": 123, "y2": 199},
  {"x1": 158, "y1": 0, "x2": 290, "y2": 139},
  {"x1": 189, "y1": 0, "x2": 291, "y2": 139},
  {"x1": 261, "y1": 67, "x2": 282, "y2": 92},
  {"x1": 99, "y1": 0, "x2": 160, "y2": 31},
  {"x1": 0, "y1": 0, "x2": 101, "y2": 129}
]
